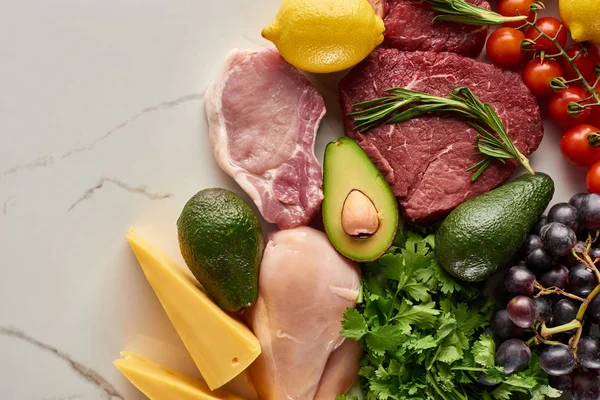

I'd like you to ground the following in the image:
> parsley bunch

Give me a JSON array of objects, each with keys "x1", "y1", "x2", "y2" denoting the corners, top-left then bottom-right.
[{"x1": 338, "y1": 228, "x2": 561, "y2": 400}]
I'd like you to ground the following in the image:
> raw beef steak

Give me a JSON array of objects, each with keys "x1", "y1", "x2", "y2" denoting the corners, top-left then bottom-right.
[
  {"x1": 383, "y1": 0, "x2": 490, "y2": 57},
  {"x1": 339, "y1": 49, "x2": 543, "y2": 224},
  {"x1": 205, "y1": 48, "x2": 325, "y2": 229}
]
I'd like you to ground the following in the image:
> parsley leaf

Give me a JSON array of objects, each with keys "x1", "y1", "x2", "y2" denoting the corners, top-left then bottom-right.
[
  {"x1": 339, "y1": 226, "x2": 561, "y2": 400},
  {"x1": 341, "y1": 308, "x2": 368, "y2": 340},
  {"x1": 473, "y1": 334, "x2": 496, "y2": 368},
  {"x1": 365, "y1": 325, "x2": 405, "y2": 356}
]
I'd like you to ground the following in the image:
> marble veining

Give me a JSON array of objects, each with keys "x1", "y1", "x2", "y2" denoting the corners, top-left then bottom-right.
[
  {"x1": 68, "y1": 177, "x2": 174, "y2": 212},
  {"x1": 0, "y1": 92, "x2": 204, "y2": 183},
  {"x1": 0, "y1": 326, "x2": 124, "y2": 400},
  {"x1": 2, "y1": 196, "x2": 15, "y2": 215},
  {"x1": 1, "y1": 156, "x2": 56, "y2": 180},
  {"x1": 58, "y1": 92, "x2": 205, "y2": 160}
]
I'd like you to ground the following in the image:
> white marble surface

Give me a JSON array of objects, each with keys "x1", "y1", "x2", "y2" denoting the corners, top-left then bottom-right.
[{"x1": 0, "y1": 1, "x2": 584, "y2": 399}]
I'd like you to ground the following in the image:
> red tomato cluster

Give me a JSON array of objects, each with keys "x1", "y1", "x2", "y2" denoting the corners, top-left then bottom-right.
[
  {"x1": 488, "y1": 0, "x2": 600, "y2": 192},
  {"x1": 496, "y1": 0, "x2": 535, "y2": 27}
]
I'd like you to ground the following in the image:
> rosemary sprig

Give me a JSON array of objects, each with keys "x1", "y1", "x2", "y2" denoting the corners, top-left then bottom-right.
[
  {"x1": 422, "y1": 0, "x2": 600, "y2": 115},
  {"x1": 349, "y1": 87, "x2": 534, "y2": 181},
  {"x1": 424, "y1": 0, "x2": 529, "y2": 26}
]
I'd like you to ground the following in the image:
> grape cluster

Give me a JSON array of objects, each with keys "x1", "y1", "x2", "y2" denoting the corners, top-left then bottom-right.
[{"x1": 492, "y1": 193, "x2": 600, "y2": 399}]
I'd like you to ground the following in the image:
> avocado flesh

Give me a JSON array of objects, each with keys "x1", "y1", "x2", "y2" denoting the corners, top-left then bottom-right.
[
  {"x1": 177, "y1": 188, "x2": 264, "y2": 312},
  {"x1": 436, "y1": 173, "x2": 554, "y2": 282},
  {"x1": 323, "y1": 137, "x2": 399, "y2": 262}
]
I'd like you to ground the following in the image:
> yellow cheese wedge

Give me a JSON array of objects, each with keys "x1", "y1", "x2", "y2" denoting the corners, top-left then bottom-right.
[
  {"x1": 126, "y1": 228, "x2": 261, "y2": 390},
  {"x1": 115, "y1": 351, "x2": 245, "y2": 400}
]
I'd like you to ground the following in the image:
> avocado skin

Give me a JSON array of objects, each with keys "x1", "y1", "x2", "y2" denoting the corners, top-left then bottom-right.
[
  {"x1": 177, "y1": 188, "x2": 263, "y2": 312},
  {"x1": 436, "y1": 173, "x2": 554, "y2": 282}
]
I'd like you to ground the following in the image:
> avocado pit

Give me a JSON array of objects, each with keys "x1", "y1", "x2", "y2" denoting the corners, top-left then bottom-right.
[{"x1": 342, "y1": 190, "x2": 380, "y2": 238}]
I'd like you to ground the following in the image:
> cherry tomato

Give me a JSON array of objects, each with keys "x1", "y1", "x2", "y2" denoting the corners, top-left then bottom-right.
[
  {"x1": 549, "y1": 87, "x2": 591, "y2": 126},
  {"x1": 587, "y1": 161, "x2": 600, "y2": 194},
  {"x1": 560, "y1": 124, "x2": 600, "y2": 166},
  {"x1": 561, "y1": 44, "x2": 600, "y2": 86},
  {"x1": 525, "y1": 17, "x2": 568, "y2": 53},
  {"x1": 522, "y1": 58, "x2": 564, "y2": 97},
  {"x1": 590, "y1": 100, "x2": 600, "y2": 127},
  {"x1": 486, "y1": 27, "x2": 526, "y2": 67},
  {"x1": 497, "y1": 0, "x2": 535, "y2": 28}
]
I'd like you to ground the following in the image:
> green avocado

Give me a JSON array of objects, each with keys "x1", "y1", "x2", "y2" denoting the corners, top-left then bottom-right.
[
  {"x1": 436, "y1": 173, "x2": 554, "y2": 282},
  {"x1": 322, "y1": 137, "x2": 399, "y2": 262},
  {"x1": 177, "y1": 188, "x2": 263, "y2": 312}
]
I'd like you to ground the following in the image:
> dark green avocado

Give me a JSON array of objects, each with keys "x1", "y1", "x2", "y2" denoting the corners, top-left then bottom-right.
[
  {"x1": 177, "y1": 188, "x2": 263, "y2": 312},
  {"x1": 436, "y1": 173, "x2": 554, "y2": 282}
]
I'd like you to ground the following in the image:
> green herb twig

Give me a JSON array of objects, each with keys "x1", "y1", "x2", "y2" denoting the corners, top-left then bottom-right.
[
  {"x1": 425, "y1": 0, "x2": 529, "y2": 26},
  {"x1": 338, "y1": 228, "x2": 559, "y2": 400},
  {"x1": 349, "y1": 87, "x2": 534, "y2": 181},
  {"x1": 423, "y1": 0, "x2": 600, "y2": 115}
]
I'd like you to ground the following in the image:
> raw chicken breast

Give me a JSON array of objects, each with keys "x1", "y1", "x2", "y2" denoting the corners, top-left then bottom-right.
[
  {"x1": 247, "y1": 227, "x2": 361, "y2": 400},
  {"x1": 205, "y1": 48, "x2": 325, "y2": 229},
  {"x1": 314, "y1": 340, "x2": 362, "y2": 400}
]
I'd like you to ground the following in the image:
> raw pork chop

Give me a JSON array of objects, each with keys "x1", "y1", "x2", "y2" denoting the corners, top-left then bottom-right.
[
  {"x1": 205, "y1": 48, "x2": 325, "y2": 229},
  {"x1": 247, "y1": 227, "x2": 361, "y2": 400},
  {"x1": 339, "y1": 49, "x2": 543, "y2": 224},
  {"x1": 383, "y1": 0, "x2": 490, "y2": 57}
]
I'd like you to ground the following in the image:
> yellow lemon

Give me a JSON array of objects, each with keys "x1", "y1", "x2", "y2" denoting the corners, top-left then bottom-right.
[
  {"x1": 559, "y1": 0, "x2": 600, "y2": 44},
  {"x1": 262, "y1": 0, "x2": 385, "y2": 73}
]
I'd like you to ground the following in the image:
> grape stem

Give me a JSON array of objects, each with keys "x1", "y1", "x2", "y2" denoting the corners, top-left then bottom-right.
[
  {"x1": 534, "y1": 282, "x2": 586, "y2": 302},
  {"x1": 567, "y1": 285, "x2": 600, "y2": 351},
  {"x1": 540, "y1": 319, "x2": 581, "y2": 337},
  {"x1": 576, "y1": 284, "x2": 600, "y2": 321},
  {"x1": 522, "y1": 15, "x2": 600, "y2": 113},
  {"x1": 583, "y1": 252, "x2": 600, "y2": 282}
]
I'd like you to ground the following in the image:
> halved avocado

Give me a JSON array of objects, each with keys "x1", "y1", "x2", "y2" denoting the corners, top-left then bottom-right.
[{"x1": 323, "y1": 137, "x2": 399, "y2": 262}]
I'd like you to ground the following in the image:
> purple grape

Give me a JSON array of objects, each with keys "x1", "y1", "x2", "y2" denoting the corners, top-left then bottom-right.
[
  {"x1": 526, "y1": 247, "x2": 554, "y2": 272},
  {"x1": 578, "y1": 336, "x2": 600, "y2": 369},
  {"x1": 570, "y1": 193, "x2": 588, "y2": 211},
  {"x1": 491, "y1": 309, "x2": 524, "y2": 340},
  {"x1": 539, "y1": 264, "x2": 569, "y2": 289},
  {"x1": 520, "y1": 234, "x2": 543, "y2": 257},
  {"x1": 539, "y1": 344, "x2": 576, "y2": 376},
  {"x1": 532, "y1": 215, "x2": 548, "y2": 236},
  {"x1": 540, "y1": 222, "x2": 577, "y2": 257},
  {"x1": 534, "y1": 297, "x2": 552, "y2": 323},
  {"x1": 569, "y1": 263, "x2": 598, "y2": 297},
  {"x1": 495, "y1": 339, "x2": 531, "y2": 374},
  {"x1": 579, "y1": 194, "x2": 600, "y2": 230},
  {"x1": 553, "y1": 299, "x2": 578, "y2": 327},
  {"x1": 588, "y1": 295, "x2": 600, "y2": 324},
  {"x1": 505, "y1": 265, "x2": 536, "y2": 295},
  {"x1": 477, "y1": 372, "x2": 498, "y2": 387},
  {"x1": 582, "y1": 321, "x2": 594, "y2": 337},
  {"x1": 548, "y1": 202, "x2": 581, "y2": 233},
  {"x1": 572, "y1": 370, "x2": 600, "y2": 400},
  {"x1": 549, "y1": 374, "x2": 572, "y2": 391},
  {"x1": 507, "y1": 296, "x2": 537, "y2": 328}
]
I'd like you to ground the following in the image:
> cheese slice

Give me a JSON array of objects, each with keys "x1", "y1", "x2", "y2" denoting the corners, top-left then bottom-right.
[
  {"x1": 114, "y1": 351, "x2": 245, "y2": 400},
  {"x1": 126, "y1": 228, "x2": 261, "y2": 390}
]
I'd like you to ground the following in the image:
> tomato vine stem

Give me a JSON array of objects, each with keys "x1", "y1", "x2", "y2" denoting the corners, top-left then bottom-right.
[{"x1": 522, "y1": 13, "x2": 600, "y2": 114}]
